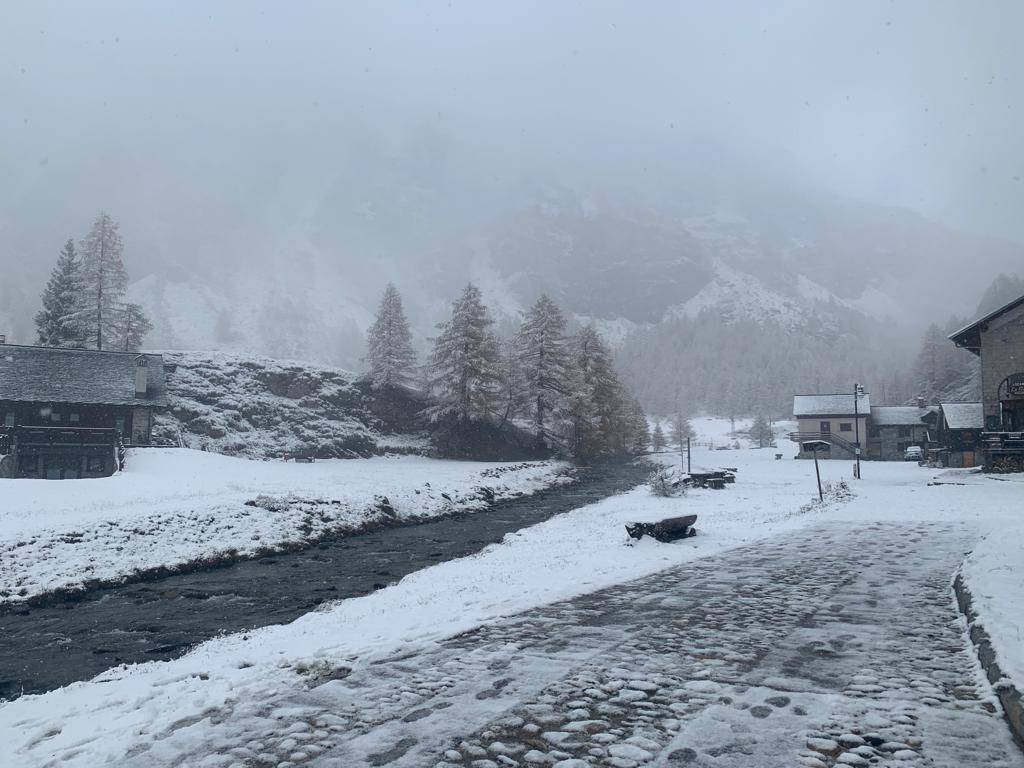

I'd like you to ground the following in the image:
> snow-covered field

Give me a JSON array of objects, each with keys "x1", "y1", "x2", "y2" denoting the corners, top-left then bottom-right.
[
  {"x1": 2, "y1": 421, "x2": 1022, "y2": 767},
  {"x1": 0, "y1": 450, "x2": 571, "y2": 603}
]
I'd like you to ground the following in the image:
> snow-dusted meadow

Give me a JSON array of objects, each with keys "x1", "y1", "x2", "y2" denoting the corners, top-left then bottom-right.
[
  {"x1": 2, "y1": 419, "x2": 1023, "y2": 766},
  {"x1": 0, "y1": 450, "x2": 571, "y2": 603}
]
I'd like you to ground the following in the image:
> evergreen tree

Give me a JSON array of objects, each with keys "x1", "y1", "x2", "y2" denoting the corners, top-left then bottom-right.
[
  {"x1": 34, "y1": 239, "x2": 83, "y2": 347},
  {"x1": 72, "y1": 212, "x2": 129, "y2": 350},
  {"x1": 749, "y1": 414, "x2": 773, "y2": 447},
  {"x1": 118, "y1": 302, "x2": 153, "y2": 352},
  {"x1": 567, "y1": 325, "x2": 624, "y2": 457},
  {"x1": 515, "y1": 294, "x2": 573, "y2": 448},
  {"x1": 669, "y1": 412, "x2": 695, "y2": 450},
  {"x1": 651, "y1": 421, "x2": 666, "y2": 451},
  {"x1": 497, "y1": 336, "x2": 524, "y2": 424},
  {"x1": 364, "y1": 282, "x2": 418, "y2": 389},
  {"x1": 424, "y1": 283, "x2": 502, "y2": 423},
  {"x1": 624, "y1": 397, "x2": 650, "y2": 454}
]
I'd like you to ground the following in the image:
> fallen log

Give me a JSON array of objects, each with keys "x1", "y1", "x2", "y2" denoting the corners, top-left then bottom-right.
[{"x1": 626, "y1": 514, "x2": 698, "y2": 543}]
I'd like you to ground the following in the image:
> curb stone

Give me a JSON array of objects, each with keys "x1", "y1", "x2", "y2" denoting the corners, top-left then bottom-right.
[{"x1": 953, "y1": 572, "x2": 1024, "y2": 753}]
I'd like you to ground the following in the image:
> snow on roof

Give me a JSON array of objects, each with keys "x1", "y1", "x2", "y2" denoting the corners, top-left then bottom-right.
[
  {"x1": 0, "y1": 345, "x2": 167, "y2": 407},
  {"x1": 869, "y1": 406, "x2": 936, "y2": 426},
  {"x1": 940, "y1": 402, "x2": 984, "y2": 430},
  {"x1": 793, "y1": 392, "x2": 870, "y2": 417}
]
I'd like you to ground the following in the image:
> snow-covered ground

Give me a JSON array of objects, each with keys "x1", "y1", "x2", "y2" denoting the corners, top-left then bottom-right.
[
  {"x1": 0, "y1": 449, "x2": 571, "y2": 603},
  {"x1": 956, "y1": 472, "x2": 1024, "y2": 688},
  {"x1": 2, "y1": 426, "x2": 1022, "y2": 766}
]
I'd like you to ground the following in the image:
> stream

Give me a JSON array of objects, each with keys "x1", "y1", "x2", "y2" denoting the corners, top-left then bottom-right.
[{"x1": 0, "y1": 460, "x2": 649, "y2": 699}]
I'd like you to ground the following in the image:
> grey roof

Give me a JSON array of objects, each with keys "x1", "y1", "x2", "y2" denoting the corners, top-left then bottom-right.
[
  {"x1": 870, "y1": 406, "x2": 937, "y2": 427},
  {"x1": 940, "y1": 402, "x2": 984, "y2": 430},
  {"x1": 0, "y1": 345, "x2": 167, "y2": 407},
  {"x1": 793, "y1": 392, "x2": 870, "y2": 417}
]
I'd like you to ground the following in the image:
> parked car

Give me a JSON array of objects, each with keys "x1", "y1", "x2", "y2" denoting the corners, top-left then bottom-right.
[{"x1": 904, "y1": 445, "x2": 924, "y2": 462}]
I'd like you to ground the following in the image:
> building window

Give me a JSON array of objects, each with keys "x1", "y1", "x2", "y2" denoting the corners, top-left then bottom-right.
[
  {"x1": 820, "y1": 421, "x2": 831, "y2": 433},
  {"x1": 3, "y1": 412, "x2": 13, "y2": 427},
  {"x1": 50, "y1": 412, "x2": 61, "y2": 422},
  {"x1": 839, "y1": 422, "x2": 852, "y2": 432},
  {"x1": 69, "y1": 413, "x2": 80, "y2": 423},
  {"x1": 868, "y1": 426, "x2": 880, "y2": 438},
  {"x1": 115, "y1": 417, "x2": 125, "y2": 434},
  {"x1": 898, "y1": 426, "x2": 911, "y2": 438}
]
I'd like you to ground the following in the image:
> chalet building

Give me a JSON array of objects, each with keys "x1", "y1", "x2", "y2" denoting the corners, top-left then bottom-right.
[
  {"x1": 792, "y1": 392, "x2": 870, "y2": 459},
  {"x1": 867, "y1": 403, "x2": 939, "y2": 461},
  {"x1": 950, "y1": 293, "x2": 1024, "y2": 469},
  {"x1": 0, "y1": 343, "x2": 167, "y2": 479},
  {"x1": 934, "y1": 402, "x2": 984, "y2": 468}
]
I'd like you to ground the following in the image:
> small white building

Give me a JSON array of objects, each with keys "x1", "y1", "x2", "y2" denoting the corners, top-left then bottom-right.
[{"x1": 792, "y1": 392, "x2": 870, "y2": 459}]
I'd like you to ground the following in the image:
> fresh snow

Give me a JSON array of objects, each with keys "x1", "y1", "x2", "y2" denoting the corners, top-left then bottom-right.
[
  {"x1": 0, "y1": 449, "x2": 571, "y2": 603},
  {"x1": 957, "y1": 472, "x2": 1024, "y2": 688},
  {"x1": 2, "y1": 424, "x2": 1023, "y2": 767}
]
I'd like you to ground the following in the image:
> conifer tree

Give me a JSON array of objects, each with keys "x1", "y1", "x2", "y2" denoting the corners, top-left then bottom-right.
[
  {"x1": 35, "y1": 239, "x2": 83, "y2": 347},
  {"x1": 515, "y1": 294, "x2": 573, "y2": 448},
  {"x1": 364, "y1": 283, "x2": 418, "y2": 389},
  {"x1": 749, "y1": 414, "x2": 773, "y2": 447},
  {"x1": 497, "y1": 336, "x2": 524, "y2": 424},
  {"x1": 72, "y1": 212, "x2": 129, "y2": 350},
  {"x1": 651, "y1": 421, "x2": 667, "y2": 451},
  {"x1": 670, "y1": 412, "x2": 695, "y2": 450},
  {"x1": 567, "y1": 325, "x2": 625, "y2": 456},
  {"x1": 425, "y1": 283, "x2": 502, "y2": 423},
  {"x1": 119, "y1": 302, "x2": 153, "y2": 352},
  {"x1": 625, "y1": 397, "x2": 650, "y2": 454}
]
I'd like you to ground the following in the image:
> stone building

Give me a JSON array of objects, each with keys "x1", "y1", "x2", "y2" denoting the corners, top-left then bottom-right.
[
  {"x1": 867, "y1": 404, "x2": 939, "y2": 461},
  {"x1": 950, "y1": 293, "x2": 1024, "y2": 468},
  {"x1": 0, "y1": 343, "x2": 167, "y2": 479}
]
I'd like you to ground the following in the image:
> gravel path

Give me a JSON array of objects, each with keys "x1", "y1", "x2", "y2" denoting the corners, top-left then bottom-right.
[{"x1": 120, "y1": 520, "x2": 1024, "y2": 767}]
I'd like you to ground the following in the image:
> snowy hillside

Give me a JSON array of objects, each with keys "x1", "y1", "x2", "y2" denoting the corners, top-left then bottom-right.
[{"x1": 152, "y1": 351, "x2": 425, "y2": 459}]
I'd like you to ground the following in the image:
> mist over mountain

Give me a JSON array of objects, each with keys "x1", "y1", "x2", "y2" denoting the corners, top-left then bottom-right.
[{"x1": 3, "y1": 2, "x2": 1024, "y2": 417}]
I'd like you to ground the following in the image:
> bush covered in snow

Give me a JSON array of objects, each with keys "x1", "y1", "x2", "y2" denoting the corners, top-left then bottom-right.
[
  {"x1": 152, "y1": 352, "x2": 427, "y2": 459},
  {"x1": 648, "y1": 466, "x2": 686, "y2": 497}
]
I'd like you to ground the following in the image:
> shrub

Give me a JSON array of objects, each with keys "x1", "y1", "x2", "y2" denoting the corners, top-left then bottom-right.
[{"x1": 648, "y1": 466, "x2": 686, "y2": 497}]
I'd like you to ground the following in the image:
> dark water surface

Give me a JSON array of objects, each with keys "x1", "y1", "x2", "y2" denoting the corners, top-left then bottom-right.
[{"x1": 0, "y1": 460, "x2": 648, "y2": 699}]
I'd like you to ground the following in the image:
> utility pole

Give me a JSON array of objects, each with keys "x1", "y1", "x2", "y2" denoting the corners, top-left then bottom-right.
[
  {"x1": 853, "y1": 383, "x2": 863, "y2": 480},
  {"x1": 687, "y1": 436, "x2": 691, "y2": 474}
]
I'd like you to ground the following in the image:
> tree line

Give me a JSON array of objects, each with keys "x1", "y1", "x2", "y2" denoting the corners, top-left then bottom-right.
[
  {"x1": 33, "y1": 212, "x2": 152, "y2": 352},
  {"x1": 364, "y1": 282, "x2": 650, "y2": 458}
]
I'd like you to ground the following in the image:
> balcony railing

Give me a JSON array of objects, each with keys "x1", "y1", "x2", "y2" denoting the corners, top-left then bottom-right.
[{"x1": 984, "y1": 431, "x2": 1024, "y2": 455}]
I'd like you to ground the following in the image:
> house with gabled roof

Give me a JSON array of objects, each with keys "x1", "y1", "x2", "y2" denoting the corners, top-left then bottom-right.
[
  {"x1": 0, "y1": 343, "x2": 167, "y2": 479},
  {"x1": 867, "y1": 403, "x2": 939, "y2": 461},
  {"x1": 792, "y1": 392, "x2": 870, "y2": 459},
  {"x1": 934, "y1": 402, "x2": 984, "y2": 468},
  {"x1": 949, "y1": 292, "x2": 1024, "y2": 469}
]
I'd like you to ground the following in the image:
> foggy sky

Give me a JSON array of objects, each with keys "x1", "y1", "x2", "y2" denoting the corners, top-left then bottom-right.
[{"x1": 3, "y1": 1, "x2": 1023, "y2": 278}]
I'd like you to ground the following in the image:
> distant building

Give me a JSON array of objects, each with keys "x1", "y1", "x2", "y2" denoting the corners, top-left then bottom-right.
[
  {"x1": 0, "y1": 343, "x2": 167, "y2": 479},
  {"x1": 934, "y1": 402, "x2": 984, "y2": 468},
  {"x1": 792, "y1": 392, "x2": 870, "y2": 459},
  {"x1": 867, "y1": 403, "x2": 939, "y2": 461},
  {"x1": 950, "y1": 293, "x2": 1024, "y2": 468}
]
